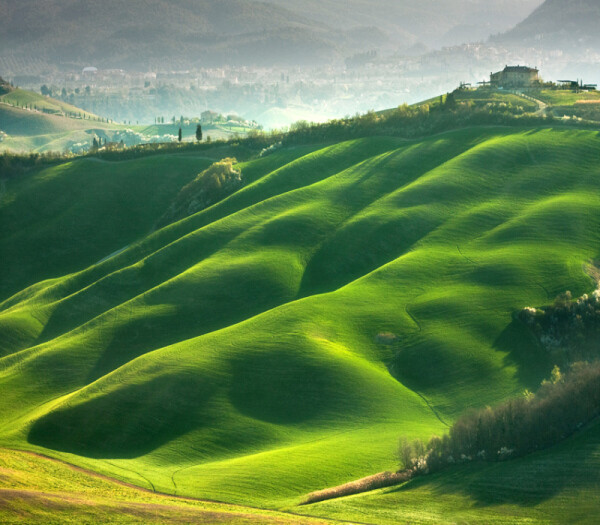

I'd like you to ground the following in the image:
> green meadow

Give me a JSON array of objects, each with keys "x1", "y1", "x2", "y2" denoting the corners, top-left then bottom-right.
[
  {"x1": 0, "y1": 103, "x2": 122, "y2": 153},
  {"x1": 133, "y1": 121, "x2": 256, "y2": 143},
  {"x1": 0, "y1": 88, "x2": 255, "y2": 153},
  {"x1": 306, "y1": 418, "x2": 600, "y2": 524},
  {"x1": 0, "y1": 448, "x2": 337, "y2": 524},
  {"x1": 533, "y1": 89, "x2": 600, "y2": 106},
  {"x1": 1, "y1": 125, "x2": 600, "y2": 522},
  {"x1": 0, "y1": 88, "x2": 100, "y2": 119}
]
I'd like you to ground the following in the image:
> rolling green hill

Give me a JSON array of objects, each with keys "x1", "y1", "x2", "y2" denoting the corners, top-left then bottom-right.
[
  {"x1": 1, "y1": 88, "x2": 100, "y2": 119},
  {"x1": 0, "y1": 88, "x2": 124, "y2": 153},
  {"x1": 1, "y1": 124, "x2": 600, "y2": 522},
  {"x1": 0, "y1": 88, "x2": 255, "y2": 153},
  {"x1": 0, "y1": 104, "x2": 100, "y2": 136},
  {"x1": 304, "y1": 418, "x2": 600, "y2": 524},
  {"x1": 0, "y1": 154, "x2": 215, "y2": 299},
  {"x1": 0, "y1": 448, "x2": 337, "y2": 524}
]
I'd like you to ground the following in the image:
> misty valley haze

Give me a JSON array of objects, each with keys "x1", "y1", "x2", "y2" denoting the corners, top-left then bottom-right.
[{"x1": 0, "y1": 0, "x2": 561, "y2": 127}]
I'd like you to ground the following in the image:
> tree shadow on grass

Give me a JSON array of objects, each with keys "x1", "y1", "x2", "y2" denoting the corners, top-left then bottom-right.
[
  {"x1": 385, "y1": 419, "x2": 600, "y2": 508},
  {"x1": 492, "y1": 316, "x2": 554, "y2": 389}
]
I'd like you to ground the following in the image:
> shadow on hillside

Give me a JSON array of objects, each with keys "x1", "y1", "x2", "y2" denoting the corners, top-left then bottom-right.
[
  {"x1": 28, "y1": 373, "x2": 217, "y2": 459},
  {"x1": 492, "y1": 317, "x2": 553, "y2": 388},
  {"x1": 384, "y1": 419, "x2": 600, "y2": 507},
  {"x1": 228, "y1": 350, "x2": 337, "y2": 425},
  {"x1": 297, "y1": 136, "x2": 480, "y2": 298}
]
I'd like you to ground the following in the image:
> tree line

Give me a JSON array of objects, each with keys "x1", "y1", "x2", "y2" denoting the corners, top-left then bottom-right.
[
  {"x1": 4, "y1": 93, "x2": 600, "y2": 176},
  {"x1": 519, "y1": 288, "x2": 600, "y2": 364},
  {"x1": 399, "y1": 288, "x2": 600, "y2": 475},
  {"x1": 399, "y1": 361, "x2": 600, "y2": 474}
]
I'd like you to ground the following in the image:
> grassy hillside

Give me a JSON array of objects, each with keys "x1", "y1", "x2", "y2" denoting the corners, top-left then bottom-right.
[
  {"x1": 0, "y1": 154, "x2": 214, "y2": 299},
  {"x1": 304, "y1": 419, "x2": 600, "y2": 524},
  {"x1": 413, "y1": 90, "x2": 539, "y2": 113},
  {"x1": 0, "y1": 448, "x2": 336, "y2": 524},
  {"x1": 414, "y1": 87, "x2": 600, "y2": 124},
  {"x1": 533, "y1": 89, "x2": 600, "y2": 106},
  {"x1": 1, "y1": 88, "x2": 100, "y2": 119},
  {"x1": 0, "y1": 105, "x2": 110, "y2": 137},
  {"x1": 1, "y1": 125, "x2": 600, "y2": 521},
  {"x1": 529, "y1": 89, "x2": 600, "y2": 122},
  {"x1": 0, "y1": 91, "x2": 123, "y2": 153},
  {"x1": 0, "y1": 88, "x2": 259, "y2": 153}
]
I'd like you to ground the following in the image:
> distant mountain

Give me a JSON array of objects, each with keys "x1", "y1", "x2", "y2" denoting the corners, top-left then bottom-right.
[
  {"x1": 492, "y1": 0, "x2": 600, "y2": 50},
  {"x1": 0, "y1": 0, "x2": 343, "y2": 70},
  {"x1": 0, "y1": 0, "x2": 544, "y2": 71},
  {"x1": 266, "y1": 0, "x2": 544, "y2": 49}
]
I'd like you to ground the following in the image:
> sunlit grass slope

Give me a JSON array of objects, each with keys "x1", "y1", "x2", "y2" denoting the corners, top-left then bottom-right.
[
  {"x1": 0, "y1": 104, "x2": 105, "y2": 136},
  {"x1": 1, "y1": 126, "x2": 600, "y2": 517},
  {"x1": 533, "y1": 89, "x2": 600, "y2": 106},
  {"x1": 0, "y1": 448, "x2": 336, "y2": 524},
  {"x1": 0, "y1": 88, "x2": 123, "y2": 153},
  {"x1": 0, "y1": 104, "x2": 123, "y2": 153},
  {"x1": 0, "y1": 88, "x2": 99, "y2": 119},
  {"x1": 304, "y1": 419, "x2": 600, "y2": 524}
]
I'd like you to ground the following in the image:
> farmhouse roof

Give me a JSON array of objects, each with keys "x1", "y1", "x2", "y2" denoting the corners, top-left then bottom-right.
[{"x1": 503, "y1": 65, "x2": 538, "y2": 73}]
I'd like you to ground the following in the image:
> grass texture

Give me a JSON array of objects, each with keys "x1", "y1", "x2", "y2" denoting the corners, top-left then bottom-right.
[
  {"x1": 1, "y1": 126, "x2": 600, "y2": 521},
  {"x1": 304, "y1": 419, "x2": 600, "y2": 524},
  {"x1": 0, "y1": 88, "x2": 100, "y2": 119},
  {"x1": 0, "y1": 448, "x2": 338, "y2": 524}
]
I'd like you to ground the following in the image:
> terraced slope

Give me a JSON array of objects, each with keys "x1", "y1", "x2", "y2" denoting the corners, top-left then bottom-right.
[{"x1": 1, "y1": 126, "x2": 600, "y2": 518}]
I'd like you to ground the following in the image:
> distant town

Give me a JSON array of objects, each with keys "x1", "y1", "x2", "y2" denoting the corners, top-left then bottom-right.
[{"x1": 3, "y1": 42, "x2": 600, "y2": 129}]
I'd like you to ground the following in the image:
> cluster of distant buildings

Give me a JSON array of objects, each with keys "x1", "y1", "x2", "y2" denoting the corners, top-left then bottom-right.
[{"x1": 482, "y1": 65, "x2": 597, "y2": 91}]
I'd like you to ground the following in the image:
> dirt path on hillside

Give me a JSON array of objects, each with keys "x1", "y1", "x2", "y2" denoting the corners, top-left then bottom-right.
[{"x1": 515, "y1": 92, "x2": 548, "y2": 116}]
